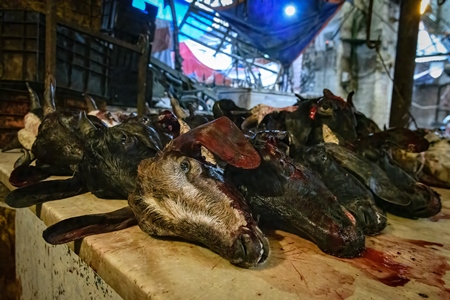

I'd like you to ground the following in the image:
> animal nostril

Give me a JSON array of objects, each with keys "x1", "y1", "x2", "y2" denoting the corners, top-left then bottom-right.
[{"x1": 240, "y1": 234, "x2": 250, "y2": 257}]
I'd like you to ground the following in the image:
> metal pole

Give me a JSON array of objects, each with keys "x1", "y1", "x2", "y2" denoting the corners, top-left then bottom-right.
[
  {"x1": 167, "y1": 0, "x2": 183, "y2": 72},
  {"x1": 389, "y1": 0, "x2": 421, "y2": 127}
]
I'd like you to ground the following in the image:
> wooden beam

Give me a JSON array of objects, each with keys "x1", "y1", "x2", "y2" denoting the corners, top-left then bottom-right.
[
  {"x1": 389, "y1": 0, "x2": 421, "y2": 127},
  {"x1": 45, "y1": 0, "x2": 56, "y2": 78},
  {"x1": 137, "y1": 34, "x2": 150, "y2": 117},
  {"x1": 55, "y1": 17, "x2": 141, "y2": 53}
]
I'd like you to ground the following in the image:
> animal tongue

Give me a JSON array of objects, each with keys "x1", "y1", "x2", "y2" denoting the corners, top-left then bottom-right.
[
  {"x1": 172, "y1": 117, "x2": 261, "y2": 169},
  {"x1": 9, "y1": 165, "x2": 50, "y2": 187}
]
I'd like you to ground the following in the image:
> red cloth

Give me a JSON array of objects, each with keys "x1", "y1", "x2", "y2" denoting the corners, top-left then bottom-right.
[{"x1": 179, "y1": 42, "x2": 231, "y2": 85}]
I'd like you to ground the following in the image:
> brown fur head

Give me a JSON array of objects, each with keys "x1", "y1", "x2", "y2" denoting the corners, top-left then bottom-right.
[{"x1": 128, "y1": 117, "x2": 269, "y2": 268}]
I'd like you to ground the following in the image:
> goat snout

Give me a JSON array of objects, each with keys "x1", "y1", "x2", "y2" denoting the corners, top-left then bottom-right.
[{"x1": 230, "y1": 226, "x2": 270, "y2": 268}]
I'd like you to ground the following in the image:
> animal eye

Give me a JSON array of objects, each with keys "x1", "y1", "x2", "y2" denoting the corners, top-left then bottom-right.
[
  {"x1": 180, "y1": 159, "x2": 190, "y2": 173},
  {"x1": 318, "y1": 103, "x2": 333, "y2": 115},
  {"x1": 121, "y1": 133, "x2": 128, "y2": 144}
]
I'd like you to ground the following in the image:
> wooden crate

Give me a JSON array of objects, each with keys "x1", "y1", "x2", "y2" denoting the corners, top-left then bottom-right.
[
  {"x1": 0, "y1": 87, "x2": 29, "y2": 149},
  {"x1": 0, "y1": 0, "x2": 102, "y2": 32}
]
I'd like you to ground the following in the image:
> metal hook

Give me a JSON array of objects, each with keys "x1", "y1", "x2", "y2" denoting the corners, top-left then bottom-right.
[{"x1": 366, "y1": 0, "x2": 381, "y2": 49}]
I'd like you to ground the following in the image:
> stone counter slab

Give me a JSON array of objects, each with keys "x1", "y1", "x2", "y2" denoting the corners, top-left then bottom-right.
[{"x1": 1, "y1": 152, "x2": 449, "y2": 299}]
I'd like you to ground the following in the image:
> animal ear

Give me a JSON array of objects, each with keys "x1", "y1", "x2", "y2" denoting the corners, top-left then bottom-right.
[
  {"x1": 43, "y1": 73, "x2": 56, "y2": 116},
  {"x1": 172, "y1": 117, "x2": 261, "y2": 169},
  {"x1": 26, "y1": 82, "x2": 41, "y2": 110},
  {"x1": 136, "y1": 128, "x2": 163, "y2": 152},
  {"x1": 79, "y1": 111, "x2": 98, "y2": 137},
  {"x1": 170, "y1": 97, "x2": 188, "y2": 119},
  {"x1": 5, "y1": 176, "x2": 87, "y2": 208},
  {"x1": 346, "y1": 91, "x2": 355, "y2": 108},
  {"x1": 323, "y1": 89, "x2": 335, "y2": 97},
  {"x1": 122, "y1": 121, "x2": 163, "y2": 152},
  {"x1": 323, "y1": 89, "x2": 346, "y2": 104},
  {"x1": 187, "y1": 103, "x2": 196, "y2": 117},
  {"x1": 43, "y1": 207, "x2": 137, "y2": 244},
  {"x1": 83, "y1": 93, "x2": 98, "y2": 112}
]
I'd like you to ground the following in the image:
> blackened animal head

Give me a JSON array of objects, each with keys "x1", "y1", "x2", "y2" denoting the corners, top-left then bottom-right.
[
  {"x1": 310, "y1": 90, "x2": 358, "y2": 143},
  {"x1": 212, "y1": 99, "x2": 248, "y2": 128},
  {"x1": 128, "y1": 117, "x2": 269, "y2": 268},
  {"x1": 226, "y1": 133, "x2": 365, "y2": 258},
  {"x1": 182, "y1": 102, "x2": 213, "y2": 129},
  {"x1": 138, "y1": 110, "x2": 181, "y2": 146},
  {"x1": 283, "y1": 98, "x2": 317, "y2": 152},
  {"x1": 355, "y1": 111, "x2": 381, "y2": 137},
  {"x1": 345, "y1": 91, "x2": 381, "y2": 137},
  {"x1": 78, "y1": 113, "x2": 162, "y2": 199},
  {"x1": 31, "y1": 111, "x2": 104, "y2": 167},
  {"x1": 298, "y1": 145, "x2": 386, "y2": 235},
  {"x1": 375, "y1": 153, "x2": 441, "y2": 219}
]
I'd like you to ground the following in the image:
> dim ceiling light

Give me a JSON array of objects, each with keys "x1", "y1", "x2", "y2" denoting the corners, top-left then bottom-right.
[{"x1": 285, "y1": 5, "x2": 296, "y2": 17}]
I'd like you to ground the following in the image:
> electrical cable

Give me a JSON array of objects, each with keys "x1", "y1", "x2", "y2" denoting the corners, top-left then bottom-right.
[{"x1": 356, "y1": 2, "x2": 397, "y2": 34}]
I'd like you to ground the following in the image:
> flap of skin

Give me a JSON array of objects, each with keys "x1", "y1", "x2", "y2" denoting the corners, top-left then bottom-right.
[
  {"x1": 361, "y1": 128, "x2": 429, "y2": 153},
  {"x1": 43, "y1": 207, "x2": 137, "y2": 244},
  {"x1": 325, "y1": 143, "x2": 411, "y2": 206},
  {"x1": 5, "y1": 176, "x2": 87, "y2": 208},
  {"x1": 172, "y1": 117, "x2": 261, "y2": 169}
]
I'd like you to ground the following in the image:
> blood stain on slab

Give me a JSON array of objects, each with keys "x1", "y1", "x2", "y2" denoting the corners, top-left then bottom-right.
[
  {"x1": 428, "y1": 212, "x2": 450, "y2": 222},
  {"x1": 403, "y1": 239, "x2": 444, "y2": 248},
  {"x1": 340, "y1": 235, "x2": 450, "y2": 295},
  {"x1": 349, "y1": 248, "x2": 411, "y2": 287}
]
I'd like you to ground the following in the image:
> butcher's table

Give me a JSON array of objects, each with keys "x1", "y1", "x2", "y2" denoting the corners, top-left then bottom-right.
[{"x1": 0, "y1": 152, "x2": 449, "y2": 300}]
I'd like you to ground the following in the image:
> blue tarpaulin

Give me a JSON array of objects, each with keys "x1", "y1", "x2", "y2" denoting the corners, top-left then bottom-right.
[
  {"x1": 133, "y1": 0, "x2": 214, "y2": 42},
  {"x1": 216, "y1": 0, "x2": 344, "y2": 66},
  {"x1": 134, "y1": 0, "x2": 344, "y2": 67}
]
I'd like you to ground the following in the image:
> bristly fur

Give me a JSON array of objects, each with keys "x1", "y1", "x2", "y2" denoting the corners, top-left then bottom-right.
[{"x1": 128, "y1": 144, "x2": 269, "y2": 268}]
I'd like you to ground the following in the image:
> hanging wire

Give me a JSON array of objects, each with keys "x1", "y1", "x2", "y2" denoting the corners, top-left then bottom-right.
[
  {"x1": 355, "y1": 2, "x2": 397, "y2": 34},
  {"x1": 330, "y1": 5, "x2": 356, "y2": 40}
]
